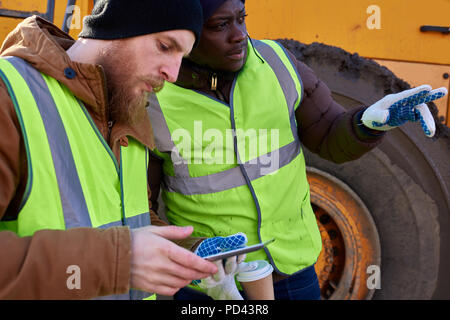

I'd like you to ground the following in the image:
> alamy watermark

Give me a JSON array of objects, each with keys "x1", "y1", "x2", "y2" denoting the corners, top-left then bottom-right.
[
  {"x1": 65, "y1": 5, "x2": 82, "y2": 31},
  {"x1": 367, "y1": 265, "x2": 381, "y2": 290},
  {"x1": 367, "y1": 5, "x2": 382, "y2": 30},
  {"x1": 66, "y1": 265, "x2": 81, "y2": 290},
  {"x1": 171, "y1": 121, "x2": 281, "y2": 175}
]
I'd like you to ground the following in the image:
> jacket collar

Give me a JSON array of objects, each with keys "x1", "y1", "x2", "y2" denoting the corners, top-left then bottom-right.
[{"x1": 175, "y1": 58, "x2": 238, "y2": 91}]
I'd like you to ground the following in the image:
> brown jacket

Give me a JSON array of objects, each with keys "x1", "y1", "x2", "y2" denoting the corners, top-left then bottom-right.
[
  {"x1": 0, "y1": 16, "x2": 198, "y2": 299},
  {"x1": 148, "y1": 43, "x2": 386, "y2": 211}
]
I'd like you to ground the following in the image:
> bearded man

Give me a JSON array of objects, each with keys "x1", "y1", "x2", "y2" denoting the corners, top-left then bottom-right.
[{"x1": 0, "y1": 0, "x2": 219, "y2": 300}]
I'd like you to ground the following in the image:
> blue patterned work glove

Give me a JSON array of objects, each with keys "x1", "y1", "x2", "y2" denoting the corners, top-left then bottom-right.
[
  {"x1": 195, "y1": 232, "x2": 248, "y2": 258},
  {"x1": 361, "y1": 84, "x2": 448, "y2": 137},
  {"x1": 193, "y1": 233, "x2": 248, "y2": 300}
]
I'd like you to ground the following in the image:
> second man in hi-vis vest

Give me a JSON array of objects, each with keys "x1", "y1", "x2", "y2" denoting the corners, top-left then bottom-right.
[
  {"x1": 147, "y1": 0, "x2": 448, "y2": 300},
  {"x1": 0, "y1": 0, "x2": 224, "y2": 299}
]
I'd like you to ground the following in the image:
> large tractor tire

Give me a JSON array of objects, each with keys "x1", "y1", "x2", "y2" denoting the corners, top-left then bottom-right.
[{"x1": 278, "y1": 39, "x2": 450, "y2": 300}]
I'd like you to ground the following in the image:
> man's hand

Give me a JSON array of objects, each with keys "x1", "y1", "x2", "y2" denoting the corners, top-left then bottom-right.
[
  {"x1": 361, "y1": 84, "x2": 448, "y2": 137},
  {"x1": 129, "y1": 225, "x2": 218, "y2": 296}
]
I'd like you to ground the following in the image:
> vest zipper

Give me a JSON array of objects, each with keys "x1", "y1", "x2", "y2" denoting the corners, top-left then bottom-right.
[
  {"x1": 228, "y1": 72, "x2": 284, "y2": 276},
  {"x1": 119, "y1": 146, "x2": 127, "y2": 226},
  {"x1": 107, "y1": 120, "x2": 113, "y2": 143},
  {"x1": 98, "y1": 64, "x2": 114, "y2": 145}
]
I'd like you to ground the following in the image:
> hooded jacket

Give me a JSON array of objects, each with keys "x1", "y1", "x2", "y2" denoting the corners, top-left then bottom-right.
[{"x1": 0, "y1": 16, "x2": 199, "y2": 299}]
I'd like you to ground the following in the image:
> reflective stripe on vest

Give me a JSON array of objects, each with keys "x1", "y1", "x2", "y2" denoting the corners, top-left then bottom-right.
[
  {"x1": 149, "y1": 40, "x2": 322, "y2": 275},
  {"x1": 0, "y1": 57, "x2": 151, "y2": 300},
  {"x1": 151, "y1": 98, "x2": 300, "y2": 195}
]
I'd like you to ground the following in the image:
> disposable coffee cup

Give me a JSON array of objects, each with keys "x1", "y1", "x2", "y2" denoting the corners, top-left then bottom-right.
[{"x1": 237, "y1": 260, "x2": 274, "y2": 300}]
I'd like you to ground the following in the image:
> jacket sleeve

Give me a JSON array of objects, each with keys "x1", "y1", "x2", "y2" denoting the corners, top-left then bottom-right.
[
  {"x1": 0, "y1": 79, "x2": 132, "y2": 299},
  {"x1": 287, "y1": 50, "x2": 386, "y2": 163},
  {"x1": 0, "y1": 227, "x2": 131, "y2": 300}
]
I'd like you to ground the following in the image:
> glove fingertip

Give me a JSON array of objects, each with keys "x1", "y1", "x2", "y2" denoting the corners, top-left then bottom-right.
[
  {"x1": 227, "y1": 232, "x2": 248, "y2": 247},
  {"x1": 434, "y1": 87, "x2": 448, "y2": 96},
  {"x1": 415, "y1": 84, "x2": 432, "y2": 92},
  {"x1": 415, "y1": 104, "x2": 436, "y2": 137},
  {"x1": 237, "y1": 253, "x2": 247, "y2": 264},
  {"x1": 423, "y1": 121, "x2": 436, "y2": 138}
]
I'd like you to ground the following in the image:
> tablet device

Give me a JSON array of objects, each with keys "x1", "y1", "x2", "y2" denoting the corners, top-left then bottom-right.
[{"x1": 203, "y1": 238, "x2": 275, "y2": 262}]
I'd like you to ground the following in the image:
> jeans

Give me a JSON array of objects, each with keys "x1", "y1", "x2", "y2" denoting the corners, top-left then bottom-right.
[{"x1": 174, "y1": 264, "x2": 321, "y2": 300}]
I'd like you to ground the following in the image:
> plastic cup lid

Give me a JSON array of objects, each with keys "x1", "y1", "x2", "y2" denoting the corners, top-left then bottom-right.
[{"x1": 236, "y1": 260, "x2": 274, "y2": 282}]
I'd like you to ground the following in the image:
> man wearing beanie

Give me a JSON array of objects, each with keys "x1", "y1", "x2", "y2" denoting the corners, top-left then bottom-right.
[
  {"x1": 0, "y1": 0, "x2": 220, "y2": 300},
  {"x1": 147, "y1": 0, "x2": 447, "y2": 300}
]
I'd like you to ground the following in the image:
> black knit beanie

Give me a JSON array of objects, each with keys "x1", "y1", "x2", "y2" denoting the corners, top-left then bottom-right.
[
  {"x1": 79, "y1": 0, "x2": 204, "y2": 46},
  {"x1": 200, "y1": 0, "x2": 245, "y2": 22}
]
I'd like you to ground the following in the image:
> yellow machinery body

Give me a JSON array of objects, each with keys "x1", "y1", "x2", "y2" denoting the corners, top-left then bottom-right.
[{"x1": 245, "y1": 0, "x2": 450, "y2": 124}]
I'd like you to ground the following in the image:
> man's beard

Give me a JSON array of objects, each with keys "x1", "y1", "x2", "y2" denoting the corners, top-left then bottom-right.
[{"x1": 96, "y1": 43, "x2": 164, "y2": 126}]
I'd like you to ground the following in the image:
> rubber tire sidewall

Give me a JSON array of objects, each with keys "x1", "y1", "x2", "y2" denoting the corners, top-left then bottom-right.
[{"x1": 279, "y1": 39, "x2": 449, "y2": 299}]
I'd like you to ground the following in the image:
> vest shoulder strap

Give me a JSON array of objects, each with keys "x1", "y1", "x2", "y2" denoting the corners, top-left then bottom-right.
[{"x1": 253, "y1": 39, "x2": 304, "y2": 111}]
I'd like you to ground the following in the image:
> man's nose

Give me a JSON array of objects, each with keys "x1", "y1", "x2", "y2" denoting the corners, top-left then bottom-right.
[{"x1": 160, "y1": 57, "x2": 182, "y2": 83}]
